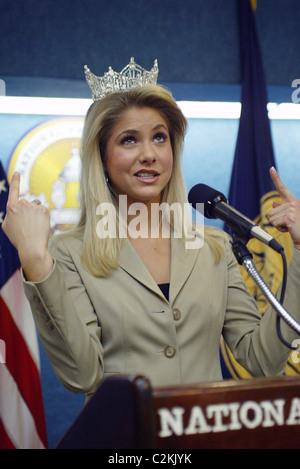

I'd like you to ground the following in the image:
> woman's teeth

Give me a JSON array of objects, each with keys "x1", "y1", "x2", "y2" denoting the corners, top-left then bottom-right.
[{"x1": 136, "y1": 172, "x2": 157, "y2": 178}]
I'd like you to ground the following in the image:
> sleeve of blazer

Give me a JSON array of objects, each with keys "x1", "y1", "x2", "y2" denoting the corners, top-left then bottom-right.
[
  {"x1": 22, "y1": 236, "x2": 104, "y2": 395},
  {"x1": 223, "y1": 245, "x2": 300, "y2": 377}
]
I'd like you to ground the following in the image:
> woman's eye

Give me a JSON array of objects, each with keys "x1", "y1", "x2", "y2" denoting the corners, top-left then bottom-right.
[
  {"x1": 154, "y1": 132, "x2": 168, "y2": 143},
  {"x1": 120, "y1": 135, "x2": 136, "y2": 145}
]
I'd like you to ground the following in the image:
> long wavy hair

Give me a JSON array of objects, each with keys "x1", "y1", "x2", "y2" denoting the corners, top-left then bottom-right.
[{"x1": 72, "y1": 84, "x2": 225, "y2": 277}]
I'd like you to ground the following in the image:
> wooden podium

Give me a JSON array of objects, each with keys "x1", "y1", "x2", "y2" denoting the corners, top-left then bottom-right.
[{"x1": 56, "y1": 375, "x2": 300, "y2": 449}]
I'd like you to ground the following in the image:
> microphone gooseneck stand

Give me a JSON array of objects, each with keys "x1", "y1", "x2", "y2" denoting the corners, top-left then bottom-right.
[{"x1": 231, "y1": 236, "x2": 300, "y2": 341}]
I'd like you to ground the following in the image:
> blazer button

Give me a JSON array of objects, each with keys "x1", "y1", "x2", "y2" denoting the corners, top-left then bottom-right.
[
  {"x1": 46, "y1": 320, "x2": 54, "y2": 330},
  {"x1": 164, "y1": 345, "x2": 176, "y2": 358},
  {"x1": 172, "y1": 308, "x2": 181, "y2": 321}
]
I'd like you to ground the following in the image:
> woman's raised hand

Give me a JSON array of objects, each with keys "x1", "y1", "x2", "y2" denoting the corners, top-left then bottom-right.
[
  {"x1": 269, "y1": 167, "x2": 300, "y2": 250},
  {"x1": 2, "y1": 172, "x2": 53, "y2": 281}
]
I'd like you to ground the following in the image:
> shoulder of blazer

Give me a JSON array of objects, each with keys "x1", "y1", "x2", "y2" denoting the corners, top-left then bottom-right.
[{"x1": 48, "y1": 230, "x2": 84, "y2": 260}]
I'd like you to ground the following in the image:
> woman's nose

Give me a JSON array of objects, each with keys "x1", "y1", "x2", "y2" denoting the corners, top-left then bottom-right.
[{"x1": 139, "y1": 141, "x2": 157, "y2": 163}]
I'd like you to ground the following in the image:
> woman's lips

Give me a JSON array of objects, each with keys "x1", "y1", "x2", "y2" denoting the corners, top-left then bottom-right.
[{"x1": 134, "y1": 170, "x2": 160, "y2": 183}]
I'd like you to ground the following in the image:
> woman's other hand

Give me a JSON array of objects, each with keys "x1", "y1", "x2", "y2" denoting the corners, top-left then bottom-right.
[
  {"x1": 269, "y1": 167, "x2": 300, "y2": 250},
  {"x1": 2, "y1": 172, "x2": 53, "y2": 281}
]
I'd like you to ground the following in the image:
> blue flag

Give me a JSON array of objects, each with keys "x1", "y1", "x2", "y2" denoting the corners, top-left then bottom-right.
[
  {"x1": 220, "y1": 0, "x2": 294, "y2": 379},
  {"x1": 228, "y1": 0, "x2": 276, "y2": 220}
]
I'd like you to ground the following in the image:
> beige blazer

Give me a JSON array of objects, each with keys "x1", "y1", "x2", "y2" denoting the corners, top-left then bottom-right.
[{"x1": 23, "y1": 232, "x2": 300, "y2": 399}]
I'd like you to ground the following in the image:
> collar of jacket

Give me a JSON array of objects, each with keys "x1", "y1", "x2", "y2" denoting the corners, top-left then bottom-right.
[{"x1": 118, "y1": 233, "x2": 201, "y2": 304}]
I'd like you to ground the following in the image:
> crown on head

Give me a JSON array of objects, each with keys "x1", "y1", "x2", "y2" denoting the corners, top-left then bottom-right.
[{"x1": 84, "y1": 57, "x2": 159, "y2": 101}]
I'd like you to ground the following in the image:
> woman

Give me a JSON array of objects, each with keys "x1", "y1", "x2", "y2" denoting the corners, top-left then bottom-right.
[{"x1": 3, "y1": 65, "x2": 300, "y2": 401}]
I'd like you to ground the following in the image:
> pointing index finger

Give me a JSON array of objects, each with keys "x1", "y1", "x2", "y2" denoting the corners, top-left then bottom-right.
[
  {"x1": 7, "y1": 172, "x2": 21, "y2": 206},
  {"x1": 270, "y1": 166, "x2": 295, "y2": 202}
]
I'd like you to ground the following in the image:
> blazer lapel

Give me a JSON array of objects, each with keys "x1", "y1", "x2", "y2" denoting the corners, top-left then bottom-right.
[
  {"x1": 119, "y1": 235, "x2": 201, "y2": 304},
  {"x1": 169, "y1": 234, "x2": 201, "y2": 304},
  {"x1": 118, "y1": 238, "x2": 165, "y2": 299}
]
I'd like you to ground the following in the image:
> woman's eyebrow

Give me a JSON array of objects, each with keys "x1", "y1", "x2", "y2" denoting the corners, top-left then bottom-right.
[
  {"x1": 152, "y1": 123, "x2": 169, "y2": 132},
  {"x1": 116, "y1": 128, "x2": 139, "y2": 139},
  {"x1": 116, "y1": 123, "x2": 168, "y2": 140}
]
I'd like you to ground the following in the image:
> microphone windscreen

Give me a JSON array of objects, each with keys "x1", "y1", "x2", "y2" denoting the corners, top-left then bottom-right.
[{"x1": 188, "y1": 184, "x2": 227, "y2": 218}]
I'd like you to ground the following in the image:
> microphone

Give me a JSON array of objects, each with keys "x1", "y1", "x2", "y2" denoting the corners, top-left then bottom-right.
[{"x1": 188, "y1": 183, "x2": 283, "y2": 253}]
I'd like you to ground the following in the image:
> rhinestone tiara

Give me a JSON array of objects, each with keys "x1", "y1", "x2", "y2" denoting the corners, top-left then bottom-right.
[{"x1": 84, "y1": 57, "x2": 159, "y2": 101}]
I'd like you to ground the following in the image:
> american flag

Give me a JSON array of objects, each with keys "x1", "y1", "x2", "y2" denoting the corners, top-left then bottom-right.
[{"x1": 0, "y1": 162, "x2": 47, "y2": 449}]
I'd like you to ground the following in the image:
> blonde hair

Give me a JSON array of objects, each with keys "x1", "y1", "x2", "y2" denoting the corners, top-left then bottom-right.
[{"x1": 72, "y1": 84, "x2": 225, "y2": 277}]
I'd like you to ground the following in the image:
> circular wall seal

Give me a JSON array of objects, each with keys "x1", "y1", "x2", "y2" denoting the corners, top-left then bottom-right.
[{"x1": 8, "y1": 117, "x2": 84, "y2": 234}]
